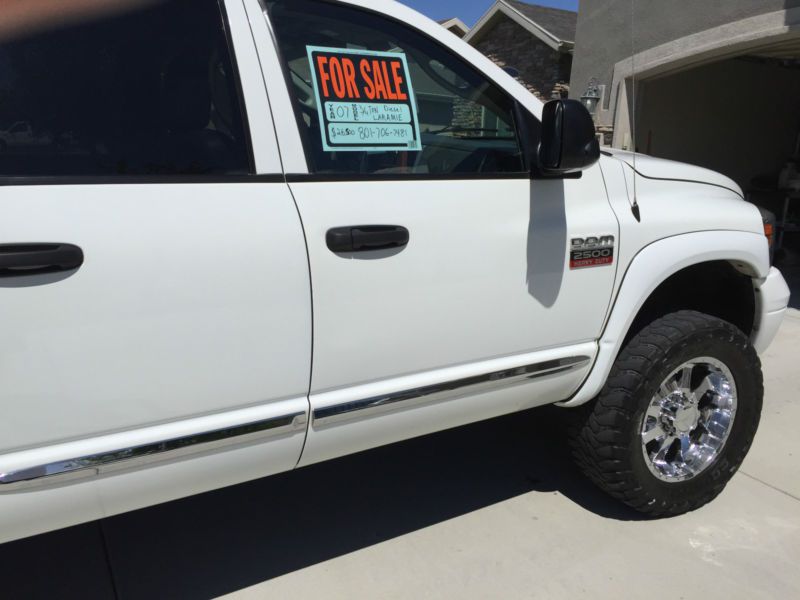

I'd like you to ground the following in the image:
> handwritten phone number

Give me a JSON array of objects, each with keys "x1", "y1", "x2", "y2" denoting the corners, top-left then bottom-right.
[{"x1": 328, "y1": 123, "x2": 413, "y2": 143}]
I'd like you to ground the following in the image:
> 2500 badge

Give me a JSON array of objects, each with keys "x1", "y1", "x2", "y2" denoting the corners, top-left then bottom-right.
[{"x1": 570, "y1": 235, "x2": 615, "y2": 269}]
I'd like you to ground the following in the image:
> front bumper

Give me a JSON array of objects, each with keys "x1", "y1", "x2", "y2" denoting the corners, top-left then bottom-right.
[{"x1": 752, "y1": 267, "x2": 791, "y2": 353}]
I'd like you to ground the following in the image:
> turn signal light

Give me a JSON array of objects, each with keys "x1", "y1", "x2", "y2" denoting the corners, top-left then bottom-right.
[{"x1": 764, "y1": 223, "x2": 775, "y2": 247}]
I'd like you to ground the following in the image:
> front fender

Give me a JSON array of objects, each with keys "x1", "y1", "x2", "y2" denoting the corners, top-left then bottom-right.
[{"x1": 560, "y1": 230, "x2": 770, "y2": 407}]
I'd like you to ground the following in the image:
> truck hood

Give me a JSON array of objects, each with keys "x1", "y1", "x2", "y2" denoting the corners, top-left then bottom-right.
[{"x1": 602, "y1": 149, "x2": 743, "y2": 198}]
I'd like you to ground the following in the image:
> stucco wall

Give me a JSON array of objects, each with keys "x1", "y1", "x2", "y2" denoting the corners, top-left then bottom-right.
[
  {"x1": 571, "y1": 0, "x2": 800, "y2": 109},
  {"x1": 636, "y1": 57, "x2": 800, "y2": 190},
  {"x1": 473, "y1": 19, "x2": 572, "y2": 100}
]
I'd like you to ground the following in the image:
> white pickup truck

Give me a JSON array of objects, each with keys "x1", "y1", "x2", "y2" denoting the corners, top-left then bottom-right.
[{"x1": 0, "y1": 0, "x2": 790, "y2": 543}]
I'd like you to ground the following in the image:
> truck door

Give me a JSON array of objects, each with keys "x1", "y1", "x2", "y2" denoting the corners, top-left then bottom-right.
[
  {"x1": 0, "y1": 0, "x2": 310, "y2": 525},
  {"x1": 255, "y1": 0, "x2": 619, "y2": 464}
]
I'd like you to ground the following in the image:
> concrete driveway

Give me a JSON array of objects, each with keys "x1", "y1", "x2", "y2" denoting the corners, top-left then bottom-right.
[{"x1": 1, "y1": 312, "x2": 799, "y2": 600}]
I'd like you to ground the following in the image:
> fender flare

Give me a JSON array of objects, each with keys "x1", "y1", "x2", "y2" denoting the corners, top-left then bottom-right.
[{"x1": 560, "y1": 230, "x2": 770, "y2": 407}]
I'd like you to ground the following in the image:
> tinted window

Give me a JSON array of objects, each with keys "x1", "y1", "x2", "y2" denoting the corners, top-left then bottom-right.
[
  {"x1": 267, "y1": 0, "x2": 525, "y2": 176},
  {"x1": 0, "y1": 0, "x2": 250, "y2": 177}
]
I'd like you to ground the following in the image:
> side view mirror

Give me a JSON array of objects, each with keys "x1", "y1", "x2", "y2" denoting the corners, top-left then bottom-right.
[{"x1": 537, "y1": 99, "x2": 600, "y2": 176}]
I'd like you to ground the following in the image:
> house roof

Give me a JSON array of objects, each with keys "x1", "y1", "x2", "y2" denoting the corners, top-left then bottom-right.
[
  {"x1": 437, "y1": 17, "x2": 470, "y2": 37},
  {"x1": 464, "y1": 0, "x2": 577, "y2": 51},
  {"x1": 504, "y1": 0, "x2": 576, "y2": 43}
]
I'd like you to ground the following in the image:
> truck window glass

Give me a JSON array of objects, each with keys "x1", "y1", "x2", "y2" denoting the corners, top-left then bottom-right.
[
  {"x1": 267, "y1": 0, "x2": 526, "y2": 176},
  {"x1": 0, "y1": 0, "x2": 250, "y2": 177}
]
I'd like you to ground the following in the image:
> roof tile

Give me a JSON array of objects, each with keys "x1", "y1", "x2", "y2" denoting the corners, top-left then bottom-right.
[{"x1": 504, "y1": 0, "x2": 577, "y2": 42}]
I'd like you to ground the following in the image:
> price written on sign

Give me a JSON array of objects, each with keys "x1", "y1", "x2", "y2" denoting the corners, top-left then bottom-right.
[{"x1": 307, "y1": 46, "x2": 422, "y2": 152}]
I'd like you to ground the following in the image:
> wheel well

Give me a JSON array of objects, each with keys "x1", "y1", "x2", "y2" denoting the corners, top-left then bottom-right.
[{"x1": 624, "y1": 261, "x2": 755, "y2": 345}]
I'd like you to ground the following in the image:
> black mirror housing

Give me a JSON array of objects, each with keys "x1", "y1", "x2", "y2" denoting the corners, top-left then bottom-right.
[{"x1": 537, "y1": 99, "x2": 600, "y2": 177}]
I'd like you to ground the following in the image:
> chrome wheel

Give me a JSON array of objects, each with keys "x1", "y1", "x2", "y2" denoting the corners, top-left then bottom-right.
[{"x1": 641, "y1": 357, "x2": 737, "y2": 482}]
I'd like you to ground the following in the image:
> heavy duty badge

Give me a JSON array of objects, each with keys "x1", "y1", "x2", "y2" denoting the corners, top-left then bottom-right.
[{"x1": 570, "y1": 236, "x2": 615, "y2": 269}]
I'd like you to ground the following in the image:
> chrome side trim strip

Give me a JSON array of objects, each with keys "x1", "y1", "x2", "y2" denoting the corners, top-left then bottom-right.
[
  {"x1": 0, "y1": 411, "x2": 307, "y2": 492},
  {"x1": 313, "y1": 356, "x2": 591, "y2": 428}
]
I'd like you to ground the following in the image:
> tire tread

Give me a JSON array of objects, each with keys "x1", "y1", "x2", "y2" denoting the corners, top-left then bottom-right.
[{"x1": 568, "y1": 310, "x2": 763, "y2": 517}]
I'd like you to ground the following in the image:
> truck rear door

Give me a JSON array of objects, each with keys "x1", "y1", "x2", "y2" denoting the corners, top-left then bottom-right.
[{"x1": 0, "y1": 0, "x2": 310, "y2": 537}]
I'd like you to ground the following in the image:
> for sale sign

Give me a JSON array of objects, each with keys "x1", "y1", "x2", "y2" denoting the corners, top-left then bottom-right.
[{"x1": 306, "y1": 46, "x2": 422, "y2": 152}]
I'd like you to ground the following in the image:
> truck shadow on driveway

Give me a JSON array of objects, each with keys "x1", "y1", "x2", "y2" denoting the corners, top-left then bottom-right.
[{"x1": 0, "y1": 407, "x2": 645, "y2": 600}]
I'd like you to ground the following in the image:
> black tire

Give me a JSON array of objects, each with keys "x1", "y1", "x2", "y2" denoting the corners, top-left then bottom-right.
[{"x1": 569, "y1": 310, "x2": 763, "y2": 517}]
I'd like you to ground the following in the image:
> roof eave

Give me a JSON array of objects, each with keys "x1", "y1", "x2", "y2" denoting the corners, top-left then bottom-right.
[
  {"x1": 439, "y1": 17, "x2": 470, "y2": 36},
  {"x1": 464, "y1": 0, "x2": 572, "y2": 52}
]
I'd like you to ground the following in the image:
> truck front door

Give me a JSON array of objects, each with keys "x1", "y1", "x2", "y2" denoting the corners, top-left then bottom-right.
[{"x1": 257, "y1": 0, "x2": 619, "y2": 464}]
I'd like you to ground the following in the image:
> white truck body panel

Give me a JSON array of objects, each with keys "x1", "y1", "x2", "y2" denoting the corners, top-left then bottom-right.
[
  {"x1": 0, "y1": 399, "x2": 307, "y2": 543},
  {"x1": 288, "y1": 177, "x2": 617, "y2": 393},
  {"x1": 300, "y1": 342, "x2": 595, "y2": 467},
  {"x1": 0, "y1": 184, "x2": 311, "y2": 451},
  {"x1": 607, "y1": 149, "x2": 743, "y2": 197},
  {"x1": 285, "y1": 172, "x2": 617, "y2": 465}
]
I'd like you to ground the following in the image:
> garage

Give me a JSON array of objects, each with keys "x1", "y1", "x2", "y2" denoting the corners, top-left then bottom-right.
[{"x1": 571, "y1": 1, "x2": 800, "y2": 303}]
